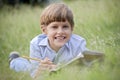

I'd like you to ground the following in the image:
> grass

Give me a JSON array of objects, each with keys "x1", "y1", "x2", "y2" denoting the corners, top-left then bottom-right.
[{"x1": 0, "y1": 0, "x2": 120, "y2": 80}]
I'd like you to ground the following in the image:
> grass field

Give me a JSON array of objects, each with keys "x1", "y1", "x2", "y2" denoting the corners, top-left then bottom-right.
[{"x1": 0, "y1": 0, "x2": 120, "y2": 80}]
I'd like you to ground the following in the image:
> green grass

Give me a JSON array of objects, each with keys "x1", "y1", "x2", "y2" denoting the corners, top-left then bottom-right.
[{"x1": 0, "y1": 0, "x2": 120, "y2": 80}]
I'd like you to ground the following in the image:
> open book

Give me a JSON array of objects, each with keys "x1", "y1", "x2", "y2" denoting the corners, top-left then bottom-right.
[{"x1": 51, "y1": 50, "x2": 104, "y2": 72}]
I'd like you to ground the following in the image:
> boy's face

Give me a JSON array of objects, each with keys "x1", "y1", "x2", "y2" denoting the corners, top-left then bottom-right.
[{"x1": 44, "y1": 20, "x2": 73, "y2": 52}]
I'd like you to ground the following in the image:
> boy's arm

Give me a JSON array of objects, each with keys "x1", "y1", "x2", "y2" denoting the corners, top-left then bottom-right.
[
  {"x1": 29, "y1": 43, "x2": 43, "y2": 77},
  {"x1": 29, "y1": 43, "x2": 56, "y2": 78}
]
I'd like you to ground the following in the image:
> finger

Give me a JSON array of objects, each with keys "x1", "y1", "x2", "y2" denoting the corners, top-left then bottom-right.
[
  {"x1": 41, "y1": 57, "x2": 53, "y2": 64},
  {"x1": 40, "y1": 64, "x2": 57, "y2": 70},
  {"x1": 41, "y1": 60, "x2": 53, "y2": 64},
  {"x1": 45, "y1": 57, "x2": 50, "y2": 61},
  {"x1": 44, "y1": 57, "x2": 51, "y2": 62},
  {"x1": 39, "y1": 64, "x2": 51, "y2": 71}
]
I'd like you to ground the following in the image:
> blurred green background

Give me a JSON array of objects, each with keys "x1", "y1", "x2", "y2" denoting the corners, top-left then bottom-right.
[{"x1": 0, "y1": 0, "x2": 120, "y2": 80}]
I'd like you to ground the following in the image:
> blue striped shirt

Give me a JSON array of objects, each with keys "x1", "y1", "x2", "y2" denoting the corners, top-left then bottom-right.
[{"x1": 30, "y1": 34, "x2": 87, "y2": 64}]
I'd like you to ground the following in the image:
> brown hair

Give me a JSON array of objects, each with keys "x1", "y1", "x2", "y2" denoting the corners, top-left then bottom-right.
[{"x1": 40, "y1": 3, "x2": 74, "y2": 28}]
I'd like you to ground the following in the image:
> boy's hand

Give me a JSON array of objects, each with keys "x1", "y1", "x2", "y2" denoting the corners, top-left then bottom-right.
[
  {"x1": 40, "y1": 57, "x2": 56, "y2": 71},
  {"x1": 34, "y1": 57, "x2": 56, "y2": 78}
]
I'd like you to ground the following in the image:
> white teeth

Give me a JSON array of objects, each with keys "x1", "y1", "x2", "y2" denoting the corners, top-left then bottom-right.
[{"x1": 55, "y1": 36, "x2": 65, "y2": 40}]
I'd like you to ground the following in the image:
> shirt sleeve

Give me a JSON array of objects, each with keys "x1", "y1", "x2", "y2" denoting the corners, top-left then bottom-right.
[
  {"x1": 29, "y1": 43, "x2": 42, "y2": 77},
  {"x1": 10, "y1": 57, "x2": 31, "y2": 72},
  {"x1": 70, "y1": 34, "x2": 89, "y2": 57},
  {"x1": 80, "y1": 38, "x2": 89, "y2": 52}
]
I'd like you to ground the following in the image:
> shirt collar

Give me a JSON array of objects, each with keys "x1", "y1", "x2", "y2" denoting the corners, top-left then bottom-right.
[
  {"x1": 65, "y1": 40, "x2": 70, "y2": 50},
  {"x1": 38, "y1": 37, "x2": 48, "y2": 46},
  {"x1": 65, "y1": 34, "x2": 72, "y2": 49}
]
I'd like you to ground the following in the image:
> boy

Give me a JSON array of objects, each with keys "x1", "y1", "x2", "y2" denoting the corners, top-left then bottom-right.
[
  {"x1": 29, "y1": 3, "x2": 87, "y2": 77},
  {"x1": 9, "y1": 3, "x2": 104, "y2": 78}
]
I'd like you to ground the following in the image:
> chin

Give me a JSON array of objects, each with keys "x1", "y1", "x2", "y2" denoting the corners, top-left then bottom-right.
[{"x1": 57, "y1": 43, "x2": 65, "y2": 48}]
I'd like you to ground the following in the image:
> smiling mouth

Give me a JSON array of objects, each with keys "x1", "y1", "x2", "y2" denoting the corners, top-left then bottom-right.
[{"x1": 55, "y1": 36, "x2": 66, "y2": 40}]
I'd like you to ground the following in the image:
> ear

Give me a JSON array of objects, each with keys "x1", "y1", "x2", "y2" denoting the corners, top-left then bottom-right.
[{"x1": 41, "y1": 25, "x2": 47, "y2": 34}]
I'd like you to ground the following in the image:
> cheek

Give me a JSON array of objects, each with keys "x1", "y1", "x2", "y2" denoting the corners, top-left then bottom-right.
[
  {"x1": 66, "y1": 30, "x2": 72, "y2": 35},
  {"x1": 47, "y1": 31, "x2": 55, "y2": 38},
  {"x1": 46, "y1": 29, "x2": 52, "y2": 35}
]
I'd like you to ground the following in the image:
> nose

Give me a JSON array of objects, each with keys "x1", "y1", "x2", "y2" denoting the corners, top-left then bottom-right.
[{"x1": 57, "y1": 27, "x2": 64, "y2": 34}]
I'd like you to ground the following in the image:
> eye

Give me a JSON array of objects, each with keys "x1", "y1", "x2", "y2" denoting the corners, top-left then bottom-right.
[
  {"x1": 52, "y1": 26, "x2": 58, "y2": 29},
  {"x1": 63, "y1": 25, "x2": 69, "y2": 29}
]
